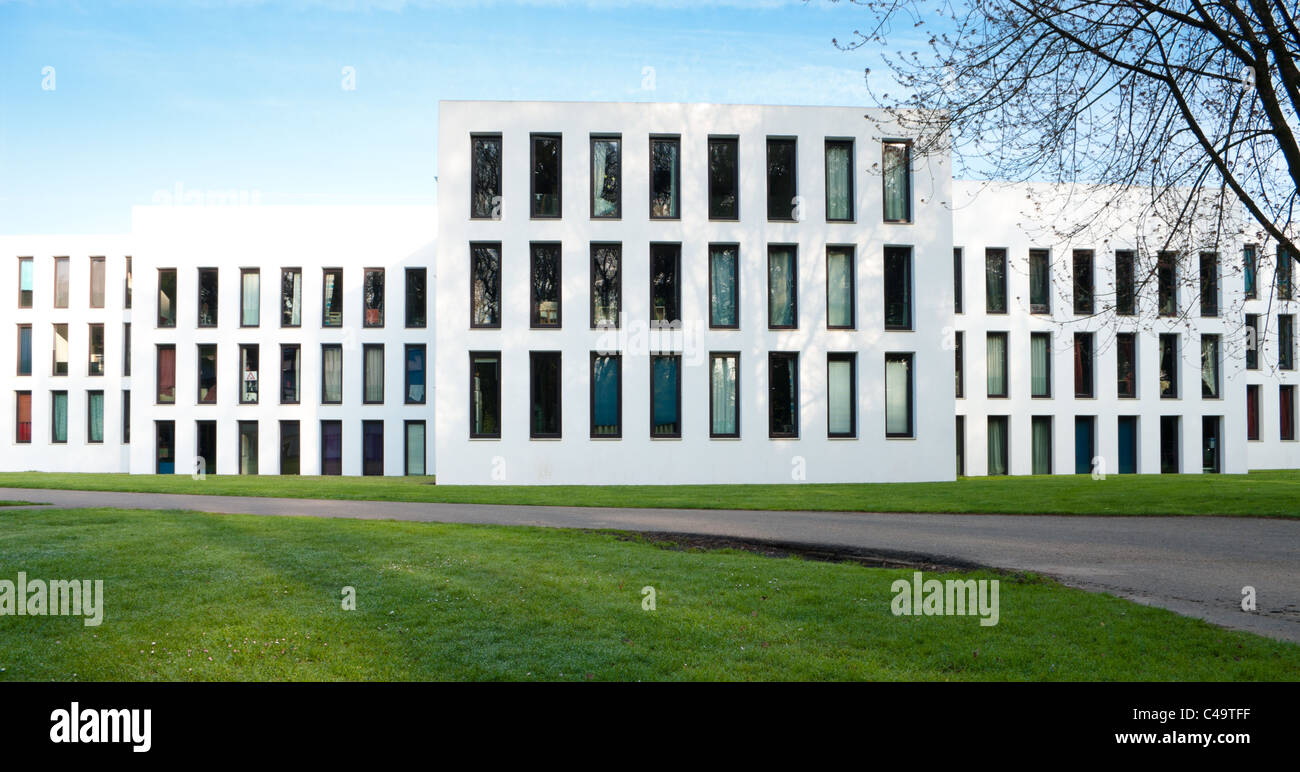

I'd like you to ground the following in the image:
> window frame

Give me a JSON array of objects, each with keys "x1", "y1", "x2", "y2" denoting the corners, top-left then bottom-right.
[
  {"x1": 1159, "y1": 333, "x2": 1180, "y2": 398},
  {"x1": 824, "y1": 138, "x2": 855, "y2": 223},
  {"x1": 707, "y1": 135, "x2": 740, "y2": 221},
  {"x1": 649, "y1": 134, "x2": 681, "y2": 220},
  {"x1": 827, "y1": 351, "x2": 858, "y2": 438},
  {"x1": 156, "y1": 344, "x2": 176, "y2": 405},
  {"x1": 197, "y1": 343, "x2": 218, "y2": 405},
  {"x1": 470, "y1": 133, "x2": 503, "y2": 220},
  {"x1": 1074, "y1": 332, "x2": 1095, "y2": 398},
  {"x1": 469, "y1": 351, "x2": 502, "y2": 439},
  {"x1": 239, "y1": 343, "x2": 259, "y2": 405},
  {"x1": 590, "y1": 242, "x2": 622, "y2": 330},
  {"x1": 884, "y1": 351, "x2": 915, "y2": 438},
  {"x1": 1030, "y1": 331, "x2": 1052, "y2": 399},
  {"x1": 650, "y1": 242, "x2": 682, "y2": 325},
  {"x1": 709, "y1": 351, "x2": 741, "y2": 439},
  {"x1": 1028, "y1": 248, "x2": 1051, "y2": 314},
  {"x1": 89, "y1": 256, "x2": 106, "y2": 309},
  {"x1": 240, "y1": 267, "x2": 260, "y2": 328},
  {"x1": 529, "y1": 351, "x2": 563, "y2": 439},
  {"x1": 708, "y1": 243, "x2": 740, "y2": 330},
  {"x1": 404, "y1": 343, "x2": 427, "y2": 405},
  {"x1": 589, "y1": 351, "x2": 622, "y2": 439},
  {"x1": 1200, "y1": 252, "x2": 1219, "y2": 317},
  {"x1": 649, "y1": 353, "x2": 683, "y2": 439},
  {"x1": 18, "y1": 257, "x2": 33, "y2": 308},
  {"x1": 362, "y1": 267, "x2": 385, "y2": 329},
  {"x1": 280, "y1": 343, "x2": 301, "y2": 405},
  {"x1": 883, "y1": 245, "x2": 912, "y2": 331},
  {"x1": 767, "y1": 244, "x2": 798, "y2": 330},
  {"x1": 826, "y1": 244, "x2": 856, "y2": 330},
  {"x1": 589, "y1": 134, "x2": 622, "y2": 219},
  {"x1": 985, "y1": 247, "x2": 1008, "y2": 314},
  {"x1": 405, "y1": 267, "x2": 427, "y2": 329},
  {"x1": 987, "y1": 331, "x2": 1009, "y2": 399},
  {"x1": 470, "y1": 242, "x2": 502, "y2": 329},
  {"x1": 362, "y1": 343, "x2": 385, "y2": 405},
  {"x1": 1201, "y1": 334, "x2": 1221, "y2": 399},
  {"x1": 953, "y1": 247, "x2": 964, "y2": 314},
  {"x1": 197, "y1": 267, "x2": 219, "y2": 328},
  {"x1": 1116, "y1": 331, "x2": 1138, "y2": 399},
  {"x1": 321, "y1": 343, "x2": 343, "y2": 405},
  {"x1": 881, "y1": 139, "x2": 913, "y2": 223},
  {"x1": 322, "y1": 267, "x2": 344, "y2": 328},
  {"x1": 529, "y1": 242, "x2": 562, "y2": 329},
  {"x1": 529, "y1": 132, "x2": 563, "y2": 220},
  {"x1": 767, "y1": 352, "x2": 800, "y2": 439},
  {"x1": 766, "y1": 136, "x2": 798, "y2": 222},
  {"x1": 53, "y1": 257, "x2": 69, "y2": 309},
  {"x1": 280, "y1": 267, "x2": 302, "y2": 328}
]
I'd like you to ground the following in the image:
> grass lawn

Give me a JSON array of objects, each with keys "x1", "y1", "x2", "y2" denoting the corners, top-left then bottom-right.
[
  {"x1": 1, "y1": 470, "x2": 1299, "y2": 517},
  {"x1": 0, "y1": 507, "x2": 1297, "y2": 681}
]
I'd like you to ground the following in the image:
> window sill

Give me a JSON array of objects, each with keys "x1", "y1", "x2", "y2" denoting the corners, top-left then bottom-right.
[
  {"x1": 469, "y1": 436, "x2": 501, "y2": 441},
  {"x1": 886, "y1": 435, "x2": 917, "y2": 440}
]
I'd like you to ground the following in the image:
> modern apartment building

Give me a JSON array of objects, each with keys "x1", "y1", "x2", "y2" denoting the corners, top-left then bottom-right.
[{"x1": 2, "y1": 100, "x2": 1298, "y2": 481}]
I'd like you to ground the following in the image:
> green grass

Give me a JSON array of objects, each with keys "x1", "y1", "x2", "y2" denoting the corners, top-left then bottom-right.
[
  {"x1": 1, "y1": 470, "x2": 1299, "y2": 516},
  {"x1": 0, "y1": 501, "x2": 37, "y2": 507},
  {"x1": 0, "y1": 507, "x2": 1297, "y2": 681}
]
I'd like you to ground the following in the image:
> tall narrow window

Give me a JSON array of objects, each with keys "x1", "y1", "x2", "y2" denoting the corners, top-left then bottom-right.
[
  {"x1": 124, "y1": 256, "x2": 132, "y2": 309},
  {"x1": 17, "y1": 325, "x2": 31, "y2": 376},
  {"x1": 240, "y1": 344, "x2": 259, "y2": 404},
  {"x1": 650, "y1": 355, "x2": 681, "y2": 438},
  {"x1": 590, "y1": 353, "x2": 621, "y2": 438},
  {"x1": 198, "y1": 344, "x2": 217, "y2": 404},
  {"x1": 405, "y1": 344, "x2": 426, "y2": 404},
  {"x1": 650, "y1": 136, "x2": 680, "y2": 219},
  {"x1": 987, "y1": 416, "x2": 1009, "y2": 475},
  {"x1": 158, "y1": 268, "x2": 177, "y2": 328},
  {"x1": 18, "y1": 257, "x2": 33, "y2": 308},
  {"x1": 239, "y1": 421, "x2": 258, "y2": 475},
  {"x1": 198, "y1": 268, "x2": 218, "y2": 327},
  {"x1": 322, "y1": 268, "x2": 343, "y2": 327},
  {"x1": 709, "y1": 245, "x2": 738, "y2": 329},
  {"x1": 767, "y1": 245, "x2": 797, "y2": 329},
  {"x1": 363, "y1": 344, "x2": 384, "y2": 404},
  {"x1": 470, "y1": 352, "x2": 501, "y2": 438},
  {"x1": 471, "y1": 134, "x2": 502, "y2": 219},
  {"x1": 281, "y1": 268, "x2": 302, "y2": 327},
  {"x1": 882, "y1": 141, "x2": 911, "y2": 222},
  {"x1": 529, "y1": 352, "x2": 562, "y2": 438},
  {"x1": 362, "y1": 421, "x2": 384, "y2": 476},
  {"x1": 1030, "y1": 332, "x2": 1051, "y2": 398},
  {"x1": 884, "y1": 353, "x2": 913, "y2": 438},
  {"x1": 709, "y1": 352, "x2": 739, "y2": 438},
  {"x1": 1200, "y1": 252, "x2": 1219, "y2": 317},
  {"x1": 884, "y1": 246, "x2": 912, "y2": 330},
  {"x1": 54, "y1": 257, "x2": 69, "y2": 309},
  {"x1": 1115, "y1": 250, "x2": 1136, "y2": 315},
  {"x1": 591, "y1": 243, "x2": 621, "y2": 328},
  {"x1": 1158, "y1": 252, "x2": 1177, "y2": 316},
  {"x1": 1246, "y1": 314, "x2": 1260, "y2": 370},
  {"x1": 766, "y1": 138, "x2": 797, "y2": 221},
  {"x1": 827, "y1": 246, "x2": 854, "y2": 329},
  {"x1": 768, "y1": 352, "x2": 799, "y2": 438},
  {"x1": 986, "y1": 332, "x2": 1008, "y2": 398},
  {"x1": 1201, "y1": 335, "x2": 1221, "y2": 398},
  {"x1": 985, "y1": 248, "x2": 1007, "y2": 313},
  {"x1": 471, "y1": 243, "x2": 501, "y2": 328},
  {"x1": 953, "y1": 248, "x2": 964, "y2": 314},
  {"x1": 52, "y1": 323, "x2": 68, "y2": 376},
  {"x1": 156, "y1": 345, "x2": 176, "y2": 404},
  {"x1": 650, "y1": 243, "x2": 681, "y2": 323},
  {"x1": 1278, "y1": 246, "x2": 1294, "y2": 300},
  {"x1": 363, "y1": 268, "x2": 384, "y2": 328},
  {"x1": 530, "y1": 243, "x2": 561, "y2": 328},
  {"x1": 280, "y1": 344, "x2": 300, "y2": 404},
  {"x1": 1282, "y1": 385, "x2": 1296, "y2": 441},
  {"x1": 87, "y1": 391, "x2": 104, "y2": 444},
  {"x1": 88, "y1": 323, "x2": 104, "y2": 376},
  {"x1": 405, "y1": 421, "x2": 426, "y2": 476},
  {"x1": 591, "y1": 135, "x2": 621, "y2": 218},
  {"x1": 15, "y1": 391, "x2": 31, "y2": 443},
  {"x1": 1072, "y1": 250, "x2": 1094, "y2": 315},
  {"x1": 1029, "y1": 249, "x2": 1050, "y2": 314},
  {"x1": 155, "y1": 420, "x2": 175, "y2": 473},
  {"x1": 825, "y1": 139, "x2": 853, "y2": 221},
  {"x1": 241, "y1": 268, "x2": 260, "y2": 327},
  {"x1": 122, "y1": 390, "x2": 130, "y2": 444},
  {"x1": 1074, "y1": 332, "x2": 1095, "y2": 398},
  {"x1": 1280, "y1": 315, "x2": 1295, "y2": 370},
  {"x1": 1117, "y1": 332, "x2": 1137, "y2": 398},
  {"x1": 828, "y1": 352, "x2": 857, "y2": 438},
  {"x1": 1159, "y1": 334, "x2": 1180, "y2": 398},
  {"x1": 89, "y1": 257, "x2": 105, "y2": 308},
  {"x1": 956, "y1": 416, "x2": 966, "y2": 476},
  {"x1": 405, "y1": 268, "x2": 426, "y2": 328},
  {"x1": 530, "y1": 133, "x2": 561, "y2": 219},
  {"x1": 1247, "y1": 385, "x2": 1260, "y2": 440},
  {"x1": 1031, "y1": 416, "x2": 1052, "y2": 475},
  {"x1": 1244, "y1": 245, "x2": 1258, "y2": 299},
  {"x1": 320, "y1": 420, "x2": 342, "y2": 476},
  {"x1": 954, "y1": 331, "x2": 965, "y2": 398},
  {"x1": 708, "y1": 137, "x2": 739, "y2": 220},
  {"x1": 322, "y1": 344, "x2": 343, "y2": 404},
  {"x1": 51, "y1": 390, "x2": 67, "y2": 443},
  {"x1": 123, "y1": 323, "x2": 131, "y2": 376}
]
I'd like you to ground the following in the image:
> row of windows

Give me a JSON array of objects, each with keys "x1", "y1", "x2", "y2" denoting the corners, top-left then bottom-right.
[
  {"x1": 469, "y1": 242, "x2": 915, "y2": 331},
  {"x1": 152, "y1": 343, "x2": 427, "y2": 406},
  {"x1": 470, "y1": 134, "x2": 912, "y2": 224},
  {"x1": 149, "y1": 419, "x2": 426, "y2": 476},
  {"x1": 154, "y1": 267, "x2": 427, "y2": 330},
  {"x1": 960, "y1": 414, "x2": 1229, "y2": 476},
  {"x1": 1244, "y1": 314, "x2": 1296, "y2": 370},
  {"x1": 466, "y1": 350, "x2": 915, "y2": 441},
  {"x1": 1246, "y1": 385, "x2": 1298, "y2": 442},
  {"x1": 14, "y1": 256, "x2": 131, "y2": 310},
  {"x1": 14, "y1": 389, "x2": 126, "y2": 445},
  {"x1": 956, "y1": 330, "x2": 1238, "y2": 401},
  {"x1": 15, "y1": 322, "x2": 125, "y2": 378}
]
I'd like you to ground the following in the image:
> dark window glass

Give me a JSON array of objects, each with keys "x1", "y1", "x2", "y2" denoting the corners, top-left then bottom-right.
[
  {"x1": 708, "y1": 137, "x2": 738, "y2": 220},
  {"x1": 363, "y1": 269, "x2": 384, "y2": 328},
  {"x1": 238, "y1": 421, "x2": 258, "y2": 475},
  {"x1": 323, "y1": 268, "x2": 343, "y2": 327},
  {"x1": 88, "y1": 323, "x2": 104, "y2": 376},
  {"x1": 158, "y1": 269, "x2": 177, "y2": 328},
  {"x1": 1280, "y1": 315, "x2": 1295, "y2": 370},
  {"x1": 123, "y1": 323, "x2": 131, "y2": 377},
  {"x1": 198, "y1": 344, "x2": 217, "y2": 404},
  {"x1": 1072, "y1": 250, "x2": 1093, "y2": 315},
  {"x1": 122, "y1": 389, "x2": 130, "y2": 444},
  {"x1": 279, "y1": 420, "x2": 300, "y2": 475},
  {"x1": 768, "y1": 352, "x2": 799, "y2": 438},
  {"x1": 530, "y1": 352, "x2": 561, "y2": 438},
  {"x1": 362, "y1": 420, "x2": 383, "y2": 476},
  {"x1": 320, "y1": 420, "x2": 342, "y2": 476},
  {"x1": 766, "y1": 138, "x2": 797, "y2": 221},
  {"x1": 650, "y1": 244, "x2": 681, "y2": 324},
  {"x1": 768, "y1": 245, "x2": 797, "y2": 329},
  {"x1": 591, "y1": 353, "x2": 621, "y2": 438},
  {"x1": 52, "y1": 323, "x2": 68, "y2": 375},
  {"x1": 1159, "y1": 334, "x2": 1179, "y2": 397},
  {"x1": 124, "y1": 256, "x2": 132, "y2": 309},
  {"x1": 1074, "y1": 333, "x2": 1094, "y2": 398},
  {"x1": 1029, "y1": 249, "x2": 1050, "y2": 314},
  {"x1": 405, "y1": 344, "x2": 426, "y2": 404},
  {"x1": 1282, "y1": 386, "x2": 1296, "y2": 440},
  {"x1": 954, "y1": 331, "x2": 964, "y2": 399},
  {"x1": 985, "y1": 248, "x2": 1007, "y2": 313},
  {"x1": 1243, "y1": 245, "x2": 1257, "y2": 299},
  {"x1": 405, "y1": 268, "x2": 426, "y2": 328},
  {"x1": 882, "y1": 141, "x2": 911, "y2": 222},
  {"x1": 591, "y1": 243, "x2": 621, "y2": 329},
  {"x1": 591, "y1": 136, "x2": 621, "y2": 218},
  {"x1": 884, "y1": 246, "x2": 911, "y2": 330},
  {"x1": 1200, "y1": 252, "x2": 1219, "y2": 316},
  {"x1": 195, "y1": 420, "x2": 215, "y2": 474},
  {"x1": 987, "y1": 416, "x2": 1009, "y2": 475},
  {"x1": 709, "y1": 244, "x2": 739, "y2": 328},
  {"x1": 650, "y1": 137, "x2": 680, "y2": 219},
  {"x1": 1246, "y1": 314, "x2": 1260, "y2": 370},
  {"x1": 51, "y1": 390, "x2": 67, "y2": 443},
  {"x1": 531, "y1": 134, "x2": 561, "y2": 218},
  {"x1": 280, "y1": 344, "x2": 300, "y2": 404},
  {"x1": 825, "y1": 139, "x2": 853, "y2": 221},
  {"x1": 1201, "y1": 335, "x2": 1220, "y2": 398},
  {"x1": 198, "y1": 268, "x2": 218, "y2": 327},
  {"x1": 1115, "y1": 250, "x2": 1136, "y2": 315},
  {"x1": 470, "y1": 352, "x2": 501, "y2": 438},
  {"x1": 1158, "y1": 252, "x2": 1177, "y2": 316},
  {"x1": 1247, "y1": 385, "x2": 1260, "y2": 440},
  {"x1": 1117, "y1": 332, "x2": 1136, "y2": 398},
  {"x1": 471, "y1": 243, "x2": 501, "y2": 328},
  {"x1": 281, "y1": 268, "x2": 302, "y2": 327},
  {"x1": 953, "y1": 248, "x2": 963, "y2": 313},
  {"x1": 1278, "y1": 247, "x2": 1294, "y2": 300},
  {"x1": 17, "y1": 325, "x2": 32, "y2": 376},
  {"x1": 155, "y1": 420, "x2": 174, "y2": 473},
  {"x1": 650, "y1": 354, "x2": 681, "y2": 438},
  {"x1": 471, "y1": 135, "x2": 502, "y2": 219},
  {"x1": 530, "y1": 242, "x2": 561, "y2": 328}
]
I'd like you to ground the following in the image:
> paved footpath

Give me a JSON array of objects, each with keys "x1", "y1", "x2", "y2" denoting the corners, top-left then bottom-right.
[{"x1": 4, "y1": 487, "x2": 1299, "y2": 643}]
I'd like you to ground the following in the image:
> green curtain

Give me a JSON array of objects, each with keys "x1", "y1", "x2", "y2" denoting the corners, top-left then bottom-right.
[
  {"x1": 710, "y1": 356, "x2": 737, "y2": 435},
  {"x1": 987, "y1": 417, "x2": 1008, "y2": 475},
  {"x1": 1031, "y1": 334, "x2": 1050, "y2": 396},
  {"x1": 827, "y1": 248, "x2": 853, "y2": 327},
  {"x1": 986, "y1": 334, "x2": 1007, "y2": 396},
  {"x1": 365, "y1": 346, "x2": 384, "y2": 403},
  {"x1": 52, "y1": 392, "x2": 68, "y2": 443},
  {"x1": 826, "y1": 143, "x2": 851, "y2": 220},
  {"x1": 88, "y1": 392, "x2": 104, "y2": 443},
  {"x1": 768, "y1": 248, "x2": 795, "y2": 327},
  {"x1": 1031, "y1": 416, "x2": 1051, "y2": 474}
]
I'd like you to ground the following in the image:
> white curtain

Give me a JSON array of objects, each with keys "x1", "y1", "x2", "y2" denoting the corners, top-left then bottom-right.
[
  {"x1": 826, "y1": 143, "x2": 851, "y2": 220},
  {"x1": 829, "y1": 358, "x2": 853, "y2": 434},
  {"x1": 406, "y1": 422, "x2": 425, "y2": 475},
  {"x1": 710, "y1": 247, "x2": 736, "y2": 326},
  {"x1": 883, "y1": 142, "x2": 908, "y2": 220},
  {"x1": 242, "y1": 271, "x2": 260, "y2": 326},
  {"x1": 1031, "y1": 334, "x2": 1050, "y2": 396},
  {"x1": 711, "y1": 356, "x2": 737, "y2": 435},
  {"x1": 885, "y1": 355, "x2": 910, "y2": 435},
  {"x1": 769, "y1": 248, "x2": 795, "y2": 326},
  {"x1": 827, "y1": 248, "x2": 852, "y2": 327},
  {"x1": 987, "y1": 334, "x2": 1007, "y2": 396},
  {"x1": 365, "y1": 346, "x2": 384, "y2": 403},
  {"x1": 323, "y1": 347, "x2": 342, "y2": 403}
]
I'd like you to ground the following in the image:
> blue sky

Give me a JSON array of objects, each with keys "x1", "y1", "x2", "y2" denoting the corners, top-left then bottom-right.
[{"x1": 0, "y1": 0, "x2": 921, "y2": 233}]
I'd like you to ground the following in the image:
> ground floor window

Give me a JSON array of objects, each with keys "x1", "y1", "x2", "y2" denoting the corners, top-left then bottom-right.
[
  {"x1": 280, "y1": 420, "x2": 300, "y2": 475},
  {"x1": 590, "y1": 353, "x2": 621, "y2": 438},
  {"x1": 239, "y1": 420, "x2": 258, "y2": 475},
  {"x1": 470, "y1": 352, "x2": 501, "y2": 438},
  {"x1": 884, "y1": 353, "x2": 913, "y2": 438},
  {"x1": 15, "y1": 391, "x2": 31, "y2": 443},
  {"x1": 1281, "y1": 385, "x2": 1296, "y2": 441},
  {"x1": 1160, "y1": 416, "x2": 1180, "y2": 473},
  {"x1": 87, "y1": 391, "x2": 104, "y2": 444},
  {"x1": 196, "y1": 420, "x2": 216, "y2": 475},
  {"x1": 530, "y1": 352, "x2": 561, "y2": 438},
  {"x1": 321, "y1": 420, "x2": 342, "y2": 475},
  {"x1": 405, "y1": 420, "x2": 425, "y2": 476},
  {"x1": 51, "y1": 390, "x2": 67, "y2": 443},
  {"x1": 987, "y1": 416, "x2": 1009, "y2": 475},
  {"x1": 156, "y1": 420, "x2": 175, "y2": 474},
  {"x1": 363, "y1": 420, "x2": 384, "y2": 475},
  {"x1": 710, "y1": 353, "x2": 739, "y2": 438},
  {"x1": 768, "y1": 353, "x2": 799, "y2": 438},
  {"x1": 1031, "y1": 415, "x2": 1051, "y2": 475},
  {"x1": 828, "y1": 353, "x2": 856, "y2": 437},
  {"x1": 650, "y1": 354, "x2": 681, "y2": 438}
]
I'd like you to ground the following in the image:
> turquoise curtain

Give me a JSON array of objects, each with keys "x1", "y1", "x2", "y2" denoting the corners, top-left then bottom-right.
[
  {"x1": 987, "y1": 417, "x2": 1008, "y2": 475},
  {"x1": 710, "y1": 356, "x2": 737, "y2": 435},
  {"x1": 242, "y1": 271, "x2": 260, "y2": 326},
  {"x1": 1031, "y1": 417, "x2": 1051, "y2": 474},
  {"x1": 826, "y1": 143, "x2": 851, "y2": 220},
  {"x1": 88, "y1": 392, "x2": 104, "y2": 443},
  {"x1": 19, "y1": 258, "x2": 32, "y2": 292},
  {"x1": 652, "y1": 357, "x2": 679, "y2": 431},
  {"x1": 1031, "y1": 334, "x2": 1050, "y2": 396},
  {"x1": 593, "y1": 356, "x2": 619, "y2": 434},
  {"x1": 52, "y1": 392, "x2": 68, "y2": 443},
  {"x1": 827, "y1": 248, "x2": 853, "y2": 327},
  {"x1": 830, "y1": 358, "x2": 854, "y2": 434},
  {"x1": 710, "y1": 247, "x2": 737, "y2": 326},
  {"x1": 768, "y1": 248, "x2": 795, "y2": 327}
]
